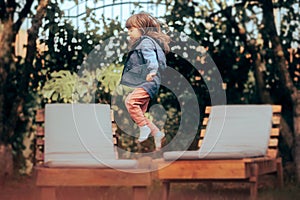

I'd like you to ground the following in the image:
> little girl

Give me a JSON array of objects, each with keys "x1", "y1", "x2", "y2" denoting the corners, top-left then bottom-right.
[{"x1": 120, "y1": 12, "x2": 170, "y2": 150}]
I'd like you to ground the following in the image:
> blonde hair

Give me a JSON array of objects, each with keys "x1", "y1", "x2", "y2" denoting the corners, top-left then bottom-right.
[{"x1": 126, "y1": 12, "x2": 170, "y2": 53}]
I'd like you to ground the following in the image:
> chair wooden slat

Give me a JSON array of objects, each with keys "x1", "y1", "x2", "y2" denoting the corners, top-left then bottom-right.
[
  {"x1": 36, "y1": 126, "x2": 45, "y2": 136},
  {"x1": 35, "y1": 150, "x2": 44, "y2": 161},
  {"x1": 200, "y1": 129, "x2": 206, "y2": 138},
  {"x1": 271, "y1": 128, "x2": 280, "y2": 137},
  {"x1": 198, "y1": 140, "x2": 203, "y2": 147},
  {"x1": 35, "y1": 109, "x2": 45, "y2": 122},
  {"x1": 269, "y1": 138, "x2": 278, "y2": 148},
  {"x1": 202, "y1": 118, "x2": 209, "y2": 126},
  {"x1": 36, "y1": 138, "x2": 44, "y2": 145},
  {"x1": 205, "y1": 106, "x2": 211, "y2": 114},
  {"x1": 267, "y1": 149, "x2": 278, "y2": 158},
  {"x1": 272, "y1": 116, "x2": 281, "y2": 125},
  {"x1": 272, "y1": 105, "x2": 282, "y2": 113}
]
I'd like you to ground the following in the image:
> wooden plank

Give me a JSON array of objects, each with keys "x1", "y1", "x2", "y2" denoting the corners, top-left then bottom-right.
[
  {"x1": 271, "y1": 128, "x2": 280, "y2": 137},
  {"x1": 35, "y1": 150, "x2": 44, "y2": 161},
  {"x1": 36, "y1": 138, "x2": 44, "y2": 145},
  {"x1": 269, "y1": 138, "x2": 278, "y2": 147},
  {"x1": 39, "y1": 187, "x2": 56, "y2": 200},
  {"x1": 242, "y1": 157, "x2": 274, "y2": 163},
  {"x1": 267, "y1": 149, "x2": 278, "y2": 158},
  {"x1": 36, "y1": 168, "x2": 152, "y2": 187},
  {"x1": 198, "y1": 140, "x2": 203, "y2": 147},
  {"x1": 257, "y1": 161, "x2": 277, "y2": 175},
  {"x1": 202, "y1": 118, "x2": 209, "y2": 126},
  {"x1": 272, "y1": 116, "x2": 281, "y2": 125},
  {"x1": 112, "y1": 123, "x2": 118, "y2": 131},
  {"x1": 243, "y1": 157, "x2": 277, "y2": 175},
  {"x1": 157, "y1": 160, "x2": 248, "y2": 179},
  {"x1": 113, "y1": 137, "x2": 117, "y2": 145},
  {"x1": 205, "y1": 106, "x2": 211, "y2": 114},
  {"x1": 276, "y1": 158, "x2": 284, "y2": 188},
  {"x1": 249, "y1": 163, "x2": 258, "y2": 200},
  {"x1": 36, "y1": 126, "x2": 44, "y2": 136},
  {"x1": 35, "y1": 109, "x2": 45, "y2": 122},
  {"x1": 111, "y1": 110, "x2": 115, "y2": 121},
  {"x1": 162, "y1": 182, "x2": 170, "y2": 200},
  {"x1": 200, "y1": 129, "x2": 206, "y2": 138},
  {"x1": 272, "y1": 105, "x2": 282, "y2": 113},
  {"x1": 133, "y1": 186, "x2": 148, "y2": 200}
]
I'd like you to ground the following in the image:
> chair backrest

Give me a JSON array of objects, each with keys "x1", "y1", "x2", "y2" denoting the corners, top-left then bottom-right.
[
  {"x1": 33, "y1": 104, "x2": 118, "y2": 165},
  {"x1": 199, "y1": 105, "x2": 281, "y2": 159},
  {"x1": 36, "y1": 104, "x2": 138, "y2": 169},
  {"x1": 44, "y1": 104, "x2": 115, "y2": 162}
]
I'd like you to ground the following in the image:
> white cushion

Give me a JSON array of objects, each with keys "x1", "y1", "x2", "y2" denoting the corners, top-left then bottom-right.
[
  {"x1": 163, "y1": 105, "x2": 273, "y2": 160},
  {"x1": 44, "y1": 104, "x2": 137, "y2": 168}
]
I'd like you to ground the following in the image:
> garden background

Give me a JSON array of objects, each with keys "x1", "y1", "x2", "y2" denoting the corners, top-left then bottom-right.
[{"x1": 0, "y1": 0, "x2": 299, "y2": 198}]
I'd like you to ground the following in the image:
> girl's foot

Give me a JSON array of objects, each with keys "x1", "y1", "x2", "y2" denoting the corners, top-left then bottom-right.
[
  {"x1": 154, "y1": 131, "x2": 165, "y2": 151},
  {"x1": 138, "y1": 125, "x2": 151, "y2": 142}
]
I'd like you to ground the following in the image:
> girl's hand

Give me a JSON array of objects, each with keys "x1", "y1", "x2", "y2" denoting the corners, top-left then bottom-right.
[{"x1": 146, "y1": 73, "x2": 156, "y2": 81}]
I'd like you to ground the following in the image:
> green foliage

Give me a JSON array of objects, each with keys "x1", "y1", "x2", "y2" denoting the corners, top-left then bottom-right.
[
  {"x1": 96, "y1": 64, "x2": 123, "y2": 93},
  {"x1": 166, "y1": 0, "x2": 299, "y2": 104},
  {"x1": 41, "y1": 63, "x2": 123, "y2": 103},
  {"x1": 42, "y1": 70, "x2": 90, "y2": 103}
]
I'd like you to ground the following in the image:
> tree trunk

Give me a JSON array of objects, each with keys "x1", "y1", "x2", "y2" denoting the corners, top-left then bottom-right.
[
  {"x1": 0, "y1": 0, "x2": 49, "y2": 174},
  {"x1": 25, "y1": 0, "x2": 49, "y2": 64},
  {"x1": 0, "y1": 18, "x2": 15, "y2": 143},
  {"x1": 261, "y1": 0, "x2": 300, "y2": 181},
  {"x1": 0, "y1": 144, "x2": 13, "y2": 185},
  {"x1": 221, "y1": 1, "x2": 297, "y2": 179},
  {"x1": 254, "y1": 52, "x2": 273, "y2": 103},
  {"x1": 254, "y1": 45, "x2": 294, "y2": 177},
  {"x1": 294, "y1": 91, "x2": 300, "y2": 182}
]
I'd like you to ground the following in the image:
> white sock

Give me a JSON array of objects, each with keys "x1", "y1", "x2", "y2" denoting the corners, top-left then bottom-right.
[
  {"x1": 138, "y1": 125, "x2": 151, "y2": 142},
  {"x1": 154, "y1": 131, "x2": 165, "y2": 150}
]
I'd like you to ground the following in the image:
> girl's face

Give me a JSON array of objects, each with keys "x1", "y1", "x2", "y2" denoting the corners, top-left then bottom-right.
[{"x1": 127, "y1": 27, "x2": 142, "y2": 40}]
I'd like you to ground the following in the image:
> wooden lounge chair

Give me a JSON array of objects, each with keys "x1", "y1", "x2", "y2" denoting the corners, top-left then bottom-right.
[
  {"x1": 156, "y1": 105, "x2": 283, "y2": 200},
  {"x1": 34, "y1": 104, "x2": 153, "y2": 200}
]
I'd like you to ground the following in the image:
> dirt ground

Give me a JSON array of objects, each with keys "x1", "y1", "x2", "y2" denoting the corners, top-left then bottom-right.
[{"x1": 1, "y1": 174, "x2": 300, "y2": 200}]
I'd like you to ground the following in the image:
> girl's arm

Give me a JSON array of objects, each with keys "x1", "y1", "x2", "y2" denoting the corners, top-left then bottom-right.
[
  {"x1": 138, "y1": 39, "x2": 159, "y2": 81},
  {"x1": 146, "y1": 72, "x2": 156, "y2": 81}
]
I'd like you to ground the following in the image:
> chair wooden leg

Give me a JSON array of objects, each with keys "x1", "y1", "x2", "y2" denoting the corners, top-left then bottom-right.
[
  {"x1": 161, "y1": 181, "x2": 170, "y2": 200},
  {"x1": 39, "y1": 187, "x2": 56, "y2": 200},
  {"x1": 133, "y1": 186, "x2": 148, "y2": 200},
  {"x1": 206, "y1": 182, "x2": 213, "y2": 191},
  {"x1": 249, "y1": 163, "x2": 259, "y2": 200},
  {"x1": 276, "y1": 158, "x2": 284, "y2": 188}
]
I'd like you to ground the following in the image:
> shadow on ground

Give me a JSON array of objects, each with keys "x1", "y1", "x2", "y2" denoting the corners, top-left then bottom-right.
[{"x1": 0, "y1": 175, "x2": 299, "y2": 200}]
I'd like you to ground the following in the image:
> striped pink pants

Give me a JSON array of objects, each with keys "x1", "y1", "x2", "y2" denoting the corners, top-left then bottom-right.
[{"x1": 125, "y1": 88, "x2": 159, "y2": 135}]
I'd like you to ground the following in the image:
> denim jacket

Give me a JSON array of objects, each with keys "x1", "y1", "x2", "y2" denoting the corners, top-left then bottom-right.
[{"x1": 120, "y1": 36, "x2": 167, "y2": 98}]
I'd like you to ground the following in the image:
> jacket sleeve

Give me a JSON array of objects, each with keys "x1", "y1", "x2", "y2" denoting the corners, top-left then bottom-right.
[{"x1": 137, "y1": 39, "x2": 159, "y2": 74}]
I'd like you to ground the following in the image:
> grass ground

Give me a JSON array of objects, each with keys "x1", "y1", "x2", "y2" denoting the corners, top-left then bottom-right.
[{"x1": 0, "y1": 174, "x2": 299, "y2": 200}]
